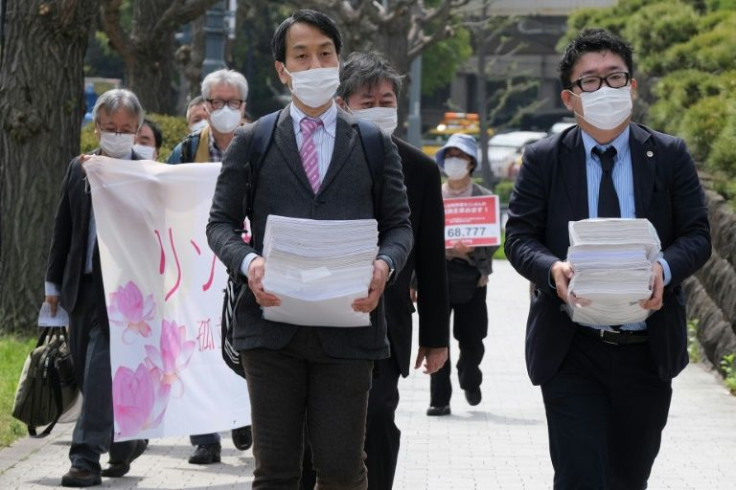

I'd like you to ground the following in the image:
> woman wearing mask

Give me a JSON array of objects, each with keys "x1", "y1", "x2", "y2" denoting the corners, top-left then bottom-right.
[{"x1": 427, "y1": 133, "x2": 498, "y2": 416}]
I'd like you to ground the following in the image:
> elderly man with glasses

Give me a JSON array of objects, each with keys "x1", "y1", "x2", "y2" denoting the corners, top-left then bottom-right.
[
  {"x1": 168, "y1": 69, "x2": 248, "y2": 165},
  {"x1": 166, "y1": 68, "x2": 253, "y2": 464},
  {"x1": 46, "y1": 89, "x2": 149, "y2": 487}
]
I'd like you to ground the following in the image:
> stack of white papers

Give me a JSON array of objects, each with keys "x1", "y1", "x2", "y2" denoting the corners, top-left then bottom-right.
[
  {"x1": 566, "y1": 219, "x2": 661, "y2": 326},
  {"x1": 261, "y1": 215, "x2": 379, "y2": 327}
]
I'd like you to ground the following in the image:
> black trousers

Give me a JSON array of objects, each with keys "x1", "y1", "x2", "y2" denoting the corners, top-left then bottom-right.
[
  {"x1": 242, "y1": 327, "x2": 373, "y2": 490},
  {"x1": 430, "y1": 286, "x2": 488, "y2": 406},
  {"x1": 541, "y1": 331, "x2": 672, "y2": 490},
  {"x1": 302, "y1": 357, "x2": 402, "y2": 490},
  {"x1": 68, "y1": 276, "x2": 140, "y2": 473}
]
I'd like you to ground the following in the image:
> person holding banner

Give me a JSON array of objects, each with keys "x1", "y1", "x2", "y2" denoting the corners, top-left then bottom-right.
[
  {"x1": 427, "y1": 133, "x2": 498, "y2": 417},
  {"x1": 45, "y1": 89, "x2": 149, "y2": 487},
  {"x1": 167, "y1": 68, "x2": 253, "y2": 465}
]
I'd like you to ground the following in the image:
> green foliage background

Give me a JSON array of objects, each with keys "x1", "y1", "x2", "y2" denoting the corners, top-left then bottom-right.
[
  {"x1": 564, "y1": 0, "x2": 736, "y2": 198},
  {"x1": 0, "y1": 337, "x2": 36, "y2": 447}
]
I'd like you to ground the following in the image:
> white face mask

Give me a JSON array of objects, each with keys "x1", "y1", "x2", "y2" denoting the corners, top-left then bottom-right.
[
  {"x1": 351, "y1": 107, "x2": 398, "y2": 134},
  {"x1": 132, "y1": 143, "x2": 156, "y2": 160},
  {"x1": 573, "y1": 86, "x2": 632, "y2": 130},
  {"x1": 209, "y1": 106, "x2": 241, "y2": 134},
  {"x1": 189, "y1": 120, "x2": 207, "y2": 133},
  {"x1": 99, "y1": 132, "x2": 135, "y2": 159},
  {"x1": 285, "y1": 66, "x2": 340, "y2": 108},
  {"x1": 443, "y1": 157, "x2": 470, "y2": 180}
]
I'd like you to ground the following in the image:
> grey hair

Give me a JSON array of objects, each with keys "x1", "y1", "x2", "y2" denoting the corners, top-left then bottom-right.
[
  {"x1": 92, "y1": 89, "x2": 144, "y2": 129},
  {"x1": 201, "y1": 69, "x2": 249, "y2": 101},
  {"x1": 186, "y1": 95, "x2": 205, "y2": 119},
  {"x1": 337, "y1": 51, "x2": 403, "y2": 101}
]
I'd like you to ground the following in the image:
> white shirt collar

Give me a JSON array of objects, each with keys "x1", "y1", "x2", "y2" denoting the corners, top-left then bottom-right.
[{"x1": 290, "y1": 101, "x2": 337, "y2": 137}]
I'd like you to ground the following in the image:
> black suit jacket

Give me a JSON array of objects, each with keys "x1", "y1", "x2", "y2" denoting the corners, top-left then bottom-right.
[
  {"x1": 46, "y1": 151, "x2": 140, "y2": 316},
  {"x1": 207, "y1": 107, "x2": 413, "y2": 361},
  {"x1": 385, "y1": 137, "x2": 449, "y2": 377},
  {"x1": 505, "y1": 124, "x2": 711, "y2": 385}
]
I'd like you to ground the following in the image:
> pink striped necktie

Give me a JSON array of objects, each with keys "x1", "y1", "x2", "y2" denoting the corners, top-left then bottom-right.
[{"x1": 300, "y1": 117, "x2": 323, "y2": 193}]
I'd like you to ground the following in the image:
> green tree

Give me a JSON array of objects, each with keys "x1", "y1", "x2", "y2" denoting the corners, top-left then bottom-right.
[{"x1": 421, "y1": 25, "x2": 472, "y2": 96}]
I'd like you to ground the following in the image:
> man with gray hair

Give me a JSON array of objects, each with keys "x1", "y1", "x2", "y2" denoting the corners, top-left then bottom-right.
[
  {"x1": 168, "y1": 68, "x2": 249, "y2": 165},
  {"x1": 45, "y1": 88, "x2": 148, "y2": 487},
  {"x1": 300, "y1": 51, "x2": 449, "y2": 490},
  {"x1": 167, "y1": 68, "x2": 253, "y2": 464},
  {"x1": 186, "y1": 95, "x2": 208, "y2": 133}
]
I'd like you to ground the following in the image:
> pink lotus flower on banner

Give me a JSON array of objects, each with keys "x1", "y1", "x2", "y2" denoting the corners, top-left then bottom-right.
[
  {"x1": 108, "y1": 281, "x2": 156, "y2": 343},
  {"x1": 144, "y1": 319, "x2": 195, "y2": 397},
  {"x1": 112, "y1": 362, "x2": 171, "y2": 438}
]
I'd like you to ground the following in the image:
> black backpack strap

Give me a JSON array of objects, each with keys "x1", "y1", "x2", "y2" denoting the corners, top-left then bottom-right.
[
  {"x1": 354, "y1": 119, "x2": 385, "y2": 218},
  {"x1": 244, "y1": 110, "x2": 280, "y2": 221},
  {"x1": 179, "y1": 133, "x2": 200, "y2": 164}
]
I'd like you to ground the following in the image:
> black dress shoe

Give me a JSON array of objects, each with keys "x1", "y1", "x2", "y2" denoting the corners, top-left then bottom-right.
[
  {"x1": 101, "y1": 439, "x2": 149, "y2": 477},
  {"x1": 426, "y1": 405, "x2": 451, "y2": 416},
  {"x1": 465, "y1": 388, "x2": 482, "y2": 406},
  {"x1": 61, "y1": 467, "x2": 101, "y2": 487},
  {"x1": 101, "y1": 462, "x2": 129, "y2": 478},
  {"x1": 188, "y1": 443, "x2": 222, "y2": 464},
  {"x1": 232, "y1": 425, "x2": 253, "y2": 451}
]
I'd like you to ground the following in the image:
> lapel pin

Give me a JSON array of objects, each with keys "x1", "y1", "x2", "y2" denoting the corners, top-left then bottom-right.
[{"x1": 646, "y1": 151, "x2": 654, "y2": 158}]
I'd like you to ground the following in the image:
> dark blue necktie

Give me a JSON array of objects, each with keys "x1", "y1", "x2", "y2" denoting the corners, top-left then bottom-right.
[{"x1": 593, "y1": 146, "x2": 620, "y2": 218}]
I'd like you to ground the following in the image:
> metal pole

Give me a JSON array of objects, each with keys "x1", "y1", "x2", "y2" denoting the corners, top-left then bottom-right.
[
  {"x1": 202, "y1": 0, "x2": 228, "y2": 76},
  {"x1": 407, "y1": 55, "x2": 422, "y2": 147}
]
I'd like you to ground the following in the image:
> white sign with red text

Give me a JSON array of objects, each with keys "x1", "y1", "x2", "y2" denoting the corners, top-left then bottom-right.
[
  {"x1": 86, "y1": 157, "x2": 250, "y2": 442},
  {"x1": 444, "y1": 195, "x2": 501, "y2": 248}
]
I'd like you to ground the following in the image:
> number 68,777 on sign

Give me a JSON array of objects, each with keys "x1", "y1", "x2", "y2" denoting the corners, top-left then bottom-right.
[{"x1": 443, "y1": 195, "x2": 501, "y2": 248}]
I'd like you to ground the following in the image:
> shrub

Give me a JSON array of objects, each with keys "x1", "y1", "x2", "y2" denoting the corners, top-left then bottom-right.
[
  {"x1": 494, "y1": 179, "x2": 515, "y2": 206},
  {"x1": 705, "y1": 103, "x2": 736, "y2": 176},
  {"x1": 656, "y1": 11, "x2": 736, "y2": 74},
  {"x1": 678, "y1": 96, "x2": 730, "y2": 163},
  {"x1": 624, "y1": 2, "x2": 700, "y2": 77},
  {"x1": 147, "y1": 113, "x2": 189, "y2": 162}
]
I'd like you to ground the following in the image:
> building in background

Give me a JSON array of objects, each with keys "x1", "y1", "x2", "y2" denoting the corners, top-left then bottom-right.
[{"x1": 422, "y1": 0, "x2": 616, "y2": 133}]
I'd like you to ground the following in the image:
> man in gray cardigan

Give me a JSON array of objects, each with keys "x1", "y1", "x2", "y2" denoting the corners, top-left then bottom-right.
[{"x1": 206, "y1": 9, "x2": 412, "y2": 489}]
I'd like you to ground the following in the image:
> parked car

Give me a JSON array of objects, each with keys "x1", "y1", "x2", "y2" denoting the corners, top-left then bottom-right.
[
  {"x1": 487, "y1": 131, "x2": 547, "y2": 178},
  {"x1": 549, "y1": 118, "x2": 576, "y2": 134}
]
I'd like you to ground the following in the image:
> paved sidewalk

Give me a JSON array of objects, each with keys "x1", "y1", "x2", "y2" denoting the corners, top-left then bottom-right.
[{"x1": 2, "y1": 261, "x2": 736, "y2": 489}]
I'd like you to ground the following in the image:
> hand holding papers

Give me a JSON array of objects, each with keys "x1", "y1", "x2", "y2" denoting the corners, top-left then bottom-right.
[
  {"x1": 37, "y1": 302, "x2": 69, "y2": 328},
  {"x1": 565, "y1": 218, "x2": 662, "y2": 326},
  {"x1": 260, "y1": 215, "x2": 379, "y2": 327}
]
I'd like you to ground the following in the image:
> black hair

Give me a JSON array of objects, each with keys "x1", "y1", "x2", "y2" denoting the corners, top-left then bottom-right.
[
  {"x1": 559, "y1": 28, "x2": 634, "y2": 88},
  {"x1": 142, "y1": 118, "x2": 163, "y2": 150},
  {"x1": 271, "y1": 9, "x2": 343, "y2": 63},
  {"x1": 336, "y1": 51, "x2": 403, "y2": 101}
]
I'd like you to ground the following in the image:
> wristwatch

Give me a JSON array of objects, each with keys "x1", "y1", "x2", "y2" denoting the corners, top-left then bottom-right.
[{"x1": 377, "y1": 254, "x2": 395, "y2": 282}]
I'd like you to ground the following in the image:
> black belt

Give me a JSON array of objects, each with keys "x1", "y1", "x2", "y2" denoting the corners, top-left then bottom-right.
[{"x1": 578, "y1": 327, "x2": 649, "y2": 346}]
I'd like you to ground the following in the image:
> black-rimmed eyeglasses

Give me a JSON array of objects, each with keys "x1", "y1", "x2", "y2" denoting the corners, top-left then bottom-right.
[
  {"x1": 206, "y1": 98, "x2": 244, "y2": 110},
  {"x1": 567, "y1": 72, "x2": 631, "y2": 93}
]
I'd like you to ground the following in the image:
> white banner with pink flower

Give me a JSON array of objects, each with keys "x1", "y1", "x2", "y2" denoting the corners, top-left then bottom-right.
[{"x1": 85, "y1": 157, "x2": 250, "y2": 442}]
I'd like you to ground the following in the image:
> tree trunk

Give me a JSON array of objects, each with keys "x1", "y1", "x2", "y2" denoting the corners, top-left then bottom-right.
[
  {"x1": 0, "y1": 0, "x2": 98, "y2": 332},
  {"x1": 125, "y1": 1, "x2": 179, "y2": 114},
  {"x1": 128, "y1": 38, "x2": 177, "y2": 114}
]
